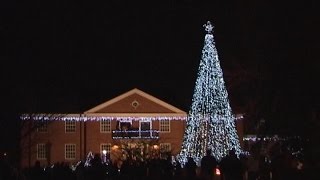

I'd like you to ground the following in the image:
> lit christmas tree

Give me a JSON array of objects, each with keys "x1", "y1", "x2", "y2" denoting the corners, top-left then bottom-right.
[{"x1": 177, "y1": 21, "x2": 242, "y2": 166}]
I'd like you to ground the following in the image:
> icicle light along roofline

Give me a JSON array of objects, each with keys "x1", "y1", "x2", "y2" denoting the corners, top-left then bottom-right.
[{"x1": 20, "y1": 114, "x2": 187, "y2": 121}]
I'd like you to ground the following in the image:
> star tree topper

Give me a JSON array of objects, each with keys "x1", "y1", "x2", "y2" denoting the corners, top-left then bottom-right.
[{"x1": 204, "y1": 21, "x2": 214, "y2": 33}]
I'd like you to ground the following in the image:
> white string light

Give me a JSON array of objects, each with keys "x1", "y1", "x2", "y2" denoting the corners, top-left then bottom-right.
[
  {"x1": 21, "y1": 114, "x2": 187, "y2": 121},
  {"x1": 177, "y1": 21, "x2": 242, "y2": 166}
]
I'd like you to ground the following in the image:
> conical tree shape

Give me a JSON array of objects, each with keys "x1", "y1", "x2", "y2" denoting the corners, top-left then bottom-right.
[{"x1": 178, "y1": 21, "x2": 242, "y2": 166}]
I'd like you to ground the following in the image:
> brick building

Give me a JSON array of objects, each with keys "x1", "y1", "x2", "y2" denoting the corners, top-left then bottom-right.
[{"x1": 20, "y1": 88, "x2": 187, "y2": 168}]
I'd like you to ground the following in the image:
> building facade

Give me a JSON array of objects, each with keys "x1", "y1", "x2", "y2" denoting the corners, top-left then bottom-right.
[{"x1": 20, "y1": 88, "x2": 187, "y2": 168}]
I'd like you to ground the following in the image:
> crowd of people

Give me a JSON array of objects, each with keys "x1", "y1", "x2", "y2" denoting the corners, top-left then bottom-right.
[{"x1": 0, "y1": 147, "x2": 313, "y2": 180}]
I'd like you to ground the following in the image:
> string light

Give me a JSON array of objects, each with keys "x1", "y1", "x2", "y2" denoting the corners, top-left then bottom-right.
[{"x1": 21, "y1": 114, "x2": 187, "y2": 121}]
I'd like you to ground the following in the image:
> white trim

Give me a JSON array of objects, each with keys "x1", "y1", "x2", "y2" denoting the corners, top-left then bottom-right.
[
  {"x1": 65, "y1": 120, "x2": 76, "y2": 133},
  {"x1": 160, "y1": 143, "x2": 171, "y2": 152},
  {"x1": 65, "y1": 144, "x2": 76, "y2": 160},
  {"x1": 85, "y1": 113, "x2": 187, "y2": 117},
  {"x1": 100, "y1": 143, "x2": 112, "y2": 154},
  {"x1": 85, "y1": 88, "x2": 186, "y2": 113},
  {"x1": 139, "y1": 120, "x2": 152, "y2": 137},
  {"x1": 100, "y1": 119, "x2": 111, "y2": 133},
  {"x1": 159, "y1": 119, "x2": 170, "y2": 133},
  {"x1": 36, "y1": 143, "x2": 47, "y2": 160},
  {"x1": 139, "y1": 120, "x2": 152, "y2": 130}
]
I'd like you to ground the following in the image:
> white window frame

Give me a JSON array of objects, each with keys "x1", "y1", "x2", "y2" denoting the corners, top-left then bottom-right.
[
  {"x1": 117, "y1": 120, "x2": 132, "y2": 130},
  {"x1": 65, "y1": 144, "x2": 76, "y2": 159},
  {"x1": 65, "y1": 120, "x2": 76, "y2": 133},
  {"x1": 139, "y1": 120, "x2": 152, "y2": 137},
  {"x1": 159, "y1": 119, "x2": 170, "y2": 132},
  {"x1": 160, "y1": 143, "x2": 171, "y2": 153},
  {"x1": 100, "y1": 143, "x2": 111, "y2": 154},
  {"x1": 100, "y1": 120, "x2": 111, "y2": 133},
  {"x1": 37, "y1": 143, "x2": 47, "y2": 160}
]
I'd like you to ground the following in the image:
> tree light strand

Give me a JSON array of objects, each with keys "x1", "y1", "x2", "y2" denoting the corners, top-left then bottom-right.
[{"x1": 177, "y1": 21, "x2": 242, "y2": 166}]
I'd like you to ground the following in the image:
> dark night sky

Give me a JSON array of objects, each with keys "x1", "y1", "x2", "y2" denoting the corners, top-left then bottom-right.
[{"x1": 1, "y1": 0, "x2": 319, "y2": 155}]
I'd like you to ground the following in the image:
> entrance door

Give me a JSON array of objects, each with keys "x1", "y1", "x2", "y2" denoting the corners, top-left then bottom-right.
[{"x1": 140, "y1": 121, "x2": 151, "y2": 138}]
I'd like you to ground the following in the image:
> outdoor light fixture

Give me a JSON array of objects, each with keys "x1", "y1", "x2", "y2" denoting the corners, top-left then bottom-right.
[
  {"x1": 112, "y1": 145, "x2": 119, "y2": 150},
  {"x1": 215, "y1": 167, "x2": 221, "y2": 176},
  {"x1": 102, "y1": 150, "x2": 107, "y2": 163}
]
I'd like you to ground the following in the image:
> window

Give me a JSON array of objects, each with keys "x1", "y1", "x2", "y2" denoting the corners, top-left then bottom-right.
[
  {"x1": 100, "y1": 143, "x2": 111, "y2": 154},
  {"x1": 140, "y1": 121, "x2": 151, "y2": 137},
  {"x1": 160, "y1": 143, "x2": 171, "y2": 153},
  {"x1": 100, "y1": 120, "x2": 111, "y2": 133},
  {"x1": 117, "y1": 121, "x2": 132, "y2": 131},
  {"x1": 65, "y1": 144, "x2": 76, "y2": 159},
  {"x1": 36, "y1": 120, "x2": 48, "y2": 133},
  {"x1": 65, "y1": 120, "x2": 76, "y2": 133},
  {"x1": 37, "y1": 144, "x2": 47, "y2": 159},
  {"x1": 160, "y1": 120, "x2": 170, "y2": 132}
]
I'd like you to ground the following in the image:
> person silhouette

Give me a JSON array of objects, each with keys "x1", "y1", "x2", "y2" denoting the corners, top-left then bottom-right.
[
  {"x1": 185, "y1": 157, "x2": 197, "y2": 179},
  {"x1": 220, "y1": 149, "x2": 243, "y2": 180},
  {"x1": 201, "y1": 149, "x2": 217, "y2": 180}
]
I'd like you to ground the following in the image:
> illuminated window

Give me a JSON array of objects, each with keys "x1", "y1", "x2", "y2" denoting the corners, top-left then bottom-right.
[
  {"x1": 65, "y1": 120, "x2": 76, "y2": 133},
  {"x1": 37, "y1": 144, "x2": 46, "y2": 159},
  {"x1": 36, "y1": 120, "x2": 48, "y2": 133},
  {"x1": 65, "y1": 144, "x2": 76, "y2": 159},
  {"x1": 160, "y1": 120, "x2": 170, "y2": 132},
  {"x1": 100, "y1": 120, "x2": 111, "y2": 133},
  {"x1": 160, "y1": 143, "x2": 171, "y2": 153},
  {"x1": 100, "y1": 143, "x2": 111, "y2": 154}
]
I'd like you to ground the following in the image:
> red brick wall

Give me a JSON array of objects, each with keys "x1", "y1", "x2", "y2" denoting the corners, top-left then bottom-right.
[
  {"x1": 20, "y1": 121, "x2": 82, "y2": 168},
  {"x1": 85, "y1": 121, "x2": 113, "y2": 155},
  {"x1": 159, "y1": 120, "x2": 186, "y2": 155},
  {"x1": 20, "y1": 118, "x2": 187, "y2": 168}
]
